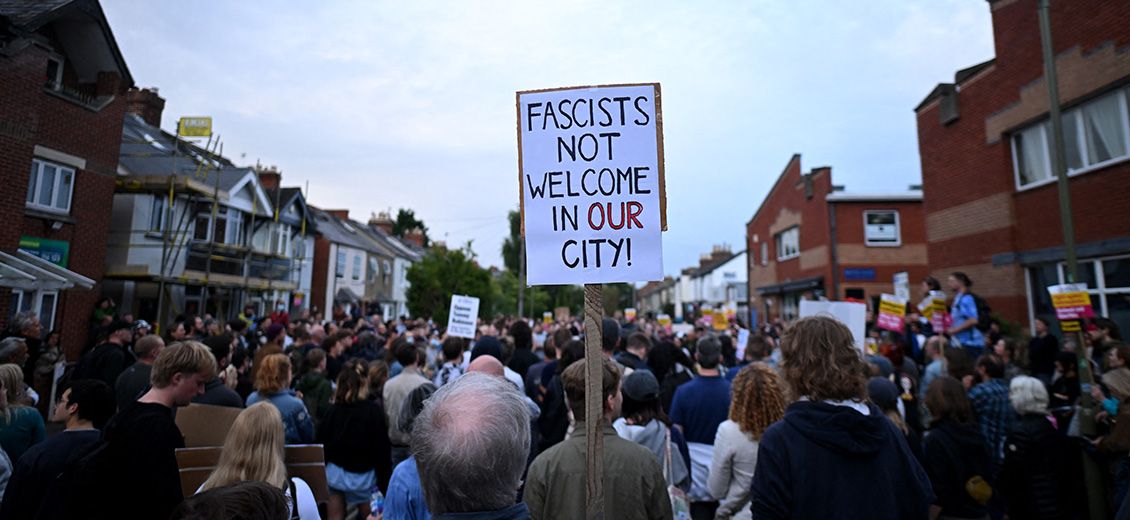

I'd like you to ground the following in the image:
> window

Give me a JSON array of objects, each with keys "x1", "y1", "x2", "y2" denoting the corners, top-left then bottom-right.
[
  {"x1": 1012, "y1": 87, "x2": 1130, "y2": 189},
  {"x1": 45, "y1": 56, "x2": 63, "y2": 90},
  {"x1": 26, "y1": 159, "x2": 75, "y2": 214},
  {"x1": 368, "y1": 257, "x2": 378, "y2": 282},
  {"x1": 775, "y1": 227, "x2": 799, "y2": 261},
  {"x1": 193, "y1": 213, "x2": 211, "y2": 241},
  {"x1": 226, "y1": 210, "x2": 244, "y2": 246},
  {"x1": 150, "y1": 195, "x2": 168, "y2": 232},
  {"x1": 383, "y1": 260, "x2": 392, "y2": 283},
  {"x1": 272, "y1": 225, "x2": 290, "y2": 256},
  {"x1": 760, "y1": 242, "x2": 768, "y2": 266},
  {"x1": 1027, "y1": 255, "x2": 1130, "y2": 337},
  {"x1": 335, "y1": 250, "x2": 346, "y2": 278},
  {"x1": 8, "y1": 290, "x2": 58, "y2": 330},
  {"x1": 864, "y1": 210, "x2": 901, "y2": 246},
  {"x1": 352, "y1": 255, "x2": 361, "y2": 281}
]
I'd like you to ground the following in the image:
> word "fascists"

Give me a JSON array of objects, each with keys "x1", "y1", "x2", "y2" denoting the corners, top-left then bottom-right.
[{"x1": 525, "y1": 95, "x2": 651, "y2": 132}]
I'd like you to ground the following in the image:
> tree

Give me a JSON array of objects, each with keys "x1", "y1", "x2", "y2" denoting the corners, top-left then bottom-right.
[
  {"x1": 406, "y1": 245, "x2": 493, "y2": 326},
  {"x1": 501, "y1": 209, "x2": 521, "y2": 274},
  {"x1": 393, "y1": 208, "x2": 430, "y2": 247}
]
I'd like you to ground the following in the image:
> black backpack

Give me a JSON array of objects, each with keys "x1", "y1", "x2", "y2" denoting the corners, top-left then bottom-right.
[
  {"x1": 969, "y1": 293, "x2": 993, "y2": 332},
  {"x1": 38, "y1": 438, "x2": 113, "y2": 519}
]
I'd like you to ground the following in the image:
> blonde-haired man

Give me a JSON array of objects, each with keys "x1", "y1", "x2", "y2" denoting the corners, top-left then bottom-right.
[{"x1": 67, "y1": 341, "x2": 216, "y2": 519}]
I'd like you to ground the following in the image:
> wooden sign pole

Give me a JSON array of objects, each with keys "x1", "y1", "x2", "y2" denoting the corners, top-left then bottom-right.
[{"x1": 583, "y1": 283, "x2": 604, "y2": 520}]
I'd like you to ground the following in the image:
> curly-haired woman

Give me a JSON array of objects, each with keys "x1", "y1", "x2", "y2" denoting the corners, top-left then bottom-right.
[
  {"x1": 749, "y1": 316, "x2": 933, "y2": 520},
  {"x1": 708, "y1": 363, "x2": 787, "y2": 520}
]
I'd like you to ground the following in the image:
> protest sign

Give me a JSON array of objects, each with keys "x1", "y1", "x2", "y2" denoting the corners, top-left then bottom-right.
[
  {"x1": 625, "y1": 307, "x2": 637, "y2": 322},
  {"x1": 799, "y1": 300, "x2": 867, "y2": 352},
  {"x1": 1048, "y1": 283, "x2": 1095, "y2": 321},
  {"x1": 713, "y1": 312, "x2": 729, "y2": 331},
  {"x1": 893, "y1": 272, "x2": 910, "y2": 301},
  {"x1": 543, "y1": 311, "x2": 553, "y2": 324},
  {"x1": 446, "y1": 295, "x2": 480, "y2": 339},
  {"x1": 735, "y1": 328, "x2": 750, "y2": 360},
  {"x1": 517, "y1": 84, "x2": 666, "y2": 285},
  {"x1": 877, "y1": 293, "x2": 908, "y2": 332}
]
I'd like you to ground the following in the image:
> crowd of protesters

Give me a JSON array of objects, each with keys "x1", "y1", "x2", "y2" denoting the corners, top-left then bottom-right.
[{"x1": 0, "y1": 270, "x2": 1124, "y2": 519}]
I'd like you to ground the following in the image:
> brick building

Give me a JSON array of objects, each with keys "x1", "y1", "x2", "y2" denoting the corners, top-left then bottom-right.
[
  {"x1": 745, "y1": 155, "x2": 929, "y2": 324},
  {"x1": 0, "y1": 0, "x2": 133, "y2": 359},
  {"x1": 915, "y1": 0, "x2": 1130, "y2": 334}
]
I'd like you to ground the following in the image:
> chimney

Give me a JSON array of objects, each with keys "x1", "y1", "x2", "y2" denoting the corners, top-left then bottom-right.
[
  {"x1": 125, "y1": 87, "x2": 165, "y2": 127},
  {"x1": 403, "y1": 227, "x2": 425, "y2": 247},
  {"x1": 369, "y1": 210, "x2": 395, "y2": 235},
  {"x1": 326, "y1": 209, "x2": 350, "y2": 220},
  {"x1": 257, "y1": 164, "x2": 281, "y2": 189}
]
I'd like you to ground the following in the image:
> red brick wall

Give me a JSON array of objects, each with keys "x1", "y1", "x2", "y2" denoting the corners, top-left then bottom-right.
[
  {"x1": 916, "y1": 0, "x2": 1130, "y2": 325},
  {"x1": 0, "y1": 41, "x2": 128, "y2": 359},
  {"x1": 745, "y1": 156, "x2": 835, "y2": 320},
  {"x1": 833, "y1": 200, "x2": 930, "y2": 302}
]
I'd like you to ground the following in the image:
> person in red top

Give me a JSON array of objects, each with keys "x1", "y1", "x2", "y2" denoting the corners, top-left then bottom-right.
[{"x1": 269, "y1": 299, "x2": 291, "y2": 328}]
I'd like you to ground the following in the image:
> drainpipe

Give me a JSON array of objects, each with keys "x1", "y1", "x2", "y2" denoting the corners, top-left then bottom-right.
[{"x1": 828, "y1": 201, "x2": 840, "y2": 300}]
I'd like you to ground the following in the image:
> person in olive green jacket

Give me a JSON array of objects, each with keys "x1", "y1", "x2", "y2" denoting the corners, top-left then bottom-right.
[
  {"x1": 524, "y1": 357, "x2": 672, "y2": 520},
  {"x1": 294, "y1": 348, "x2": 333, "y2": 423}
]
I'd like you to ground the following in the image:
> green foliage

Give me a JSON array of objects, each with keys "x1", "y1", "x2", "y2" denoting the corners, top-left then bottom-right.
[
  {"x1": 393, "y1": 208, "x2": 430, "y2": 247},
  {"x1": 602, "y1": 283, "x2": 635, "y2": 316},
  {"x1": 501, "y1": 209, "x2": 521, "y2": 274},
  {"x1": 406, "y1": 245, "x2": 493, "y2": 325}
]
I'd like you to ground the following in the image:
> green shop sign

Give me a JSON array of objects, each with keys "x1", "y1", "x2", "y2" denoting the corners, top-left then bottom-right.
[{"x1": 19, "y1": 236, "x2": 70, "y2": 268}]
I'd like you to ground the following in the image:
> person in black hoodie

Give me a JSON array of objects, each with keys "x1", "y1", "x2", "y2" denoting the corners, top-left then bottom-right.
[
  {"x1": 922, "y1": 376, "x2": 992, "y2": 520},
  {"x1": 999, "y1": 375, "x2": 1076, "y2": 520},
  {"x1": 749, "y1": 316, "x2": 933, "y2": 520}
]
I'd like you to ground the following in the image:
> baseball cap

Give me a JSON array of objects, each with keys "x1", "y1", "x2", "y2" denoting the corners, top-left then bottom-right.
[{"x1": 621, "y1": 369, "x2": 660, "y2": 402}]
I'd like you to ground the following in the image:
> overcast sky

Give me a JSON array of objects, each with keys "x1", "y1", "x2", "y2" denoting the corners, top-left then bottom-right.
[{"x1": 102, "y1": 1, "x2": 995, "y2": 276}]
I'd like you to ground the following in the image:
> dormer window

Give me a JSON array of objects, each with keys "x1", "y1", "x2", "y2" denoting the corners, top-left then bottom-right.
[{"x1": 45, "y1": 56, "x2": 63, "y2": 90}]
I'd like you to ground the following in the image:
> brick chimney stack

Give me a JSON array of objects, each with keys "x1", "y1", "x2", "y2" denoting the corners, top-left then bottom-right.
[
  {"x1": 257, "y1": 165, "x2": 281, "y2": 189},
  {"x1": 125, "y1": 87, "x2": 165, "y2": 127},
  {"x1": 327, "y1": 209, "x2": 350, "y2": 220},
  {"x1": 369, "y1": 211, "x2": 395, "y2": 235},
  {"x1": 403, "y1": 227, "x2": 426, "y2": 247}
]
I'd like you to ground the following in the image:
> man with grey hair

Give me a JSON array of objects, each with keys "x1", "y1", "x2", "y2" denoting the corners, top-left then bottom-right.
[{"x1": 411, "y1": 372, "x2": 531, "y2": 519}]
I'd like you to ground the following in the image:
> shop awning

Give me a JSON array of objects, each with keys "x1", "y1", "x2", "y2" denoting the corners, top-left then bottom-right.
[
  {"x1": 756, "y1": 276, "x2": 823, "y2": 296},
  {"x1": 0, "y1": 250, "x2": 95, "y2": 291}
]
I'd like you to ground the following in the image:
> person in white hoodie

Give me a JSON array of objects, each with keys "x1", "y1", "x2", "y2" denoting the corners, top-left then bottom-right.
[
  {"x1": 708, "y1": 363, "x2": 788, "y2": 520},
  {"x1": 613, "y1": 369, "x2": 691, "y2": 493}
]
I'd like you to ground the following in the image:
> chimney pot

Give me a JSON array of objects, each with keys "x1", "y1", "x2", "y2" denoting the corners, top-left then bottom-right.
[{"x1": 125, "y1": 87, "x2": 166, "y2": 127}]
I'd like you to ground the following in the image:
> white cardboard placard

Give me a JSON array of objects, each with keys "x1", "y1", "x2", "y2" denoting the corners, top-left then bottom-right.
[
  {"x1": 517, "y1": 84, "x2": 664, "y2": 285},
  {"x1": 798, "y1": 300, "x2": 867, "y2": 352},
  {"x1": 446, "y1": 295, "x2": 480, "y2": 339}
]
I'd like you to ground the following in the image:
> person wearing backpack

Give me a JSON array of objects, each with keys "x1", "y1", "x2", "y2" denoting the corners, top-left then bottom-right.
[
  {"x1": 999, "y1": 376, "x2": 1075, "y2": 519},
  {"x1": 947, "y1": 272, "x2": 986, "y2": 360},
  {"x1": 922, "y1": 376, "x2": 992, "y2": 520}
]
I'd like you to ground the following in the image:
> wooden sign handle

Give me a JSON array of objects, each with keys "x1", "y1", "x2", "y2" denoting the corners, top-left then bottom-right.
[{"x1": 583, "y1": 283, "x2": 605, "y2": 520}]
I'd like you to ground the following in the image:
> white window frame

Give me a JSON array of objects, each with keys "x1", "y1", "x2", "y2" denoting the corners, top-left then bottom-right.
[
  {"x1": 45, "y1": 56, "x2": 63, "y2": 90},
  {"x1": 26, "y1": 158, "x2": 75, "y2": 214},
  {"x1": 9, "y1": 289, "x2": 58, "y2": 330},
  {"x1": 150, "y1": 195, "x2": 169, "y2": 233},
  {"x1": 863, "y1": 210, "x2": 902, "y2": 247},
  {"x1": 225, "y1": 210, "x2": 245, "y2": 246},
  {"x1": 352, "y1": 254, "x2": 362, "y2": 281},
  {"x1": 760, "y1": 242, "x2": 768, "y2": 266},
  {"x1": 335, "y1": 250, "x2": 346, "y2": 278},
  {"x1": 1012, "y1": 87, "x2": 1130, "y2": 191},
  {"x1": 775, "y1": 227, "x2": 800, "y2": 261}
]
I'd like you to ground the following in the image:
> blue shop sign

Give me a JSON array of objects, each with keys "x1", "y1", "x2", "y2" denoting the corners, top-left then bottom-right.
[{"x1": 843, "y1": 267, "x2": 876, "y2": 281}]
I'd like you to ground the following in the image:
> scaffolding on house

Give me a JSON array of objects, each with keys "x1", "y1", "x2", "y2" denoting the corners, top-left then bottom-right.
[{"x1": 111, "y1": 125, "x2": 306, "y2": 332}]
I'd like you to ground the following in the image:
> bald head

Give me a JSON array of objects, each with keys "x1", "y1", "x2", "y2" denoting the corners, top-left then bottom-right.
[{"x1": 467, "y1": 354, "x2": 504, "y2": 378}]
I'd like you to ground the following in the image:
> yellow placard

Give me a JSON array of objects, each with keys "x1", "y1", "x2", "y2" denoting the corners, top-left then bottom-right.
[
  {"x1": 178, "y1": 116, "x2": 212, "y2": 137},
  {"x1": 1061, "y1": 320, "x2": 1082, "y2": 332},
  {"x1": 1051, "y1": 292, "x2": 1090, "y2": 308},
  {"x1": 542, "y1": 311, "x2": 553, "y2": 324}
]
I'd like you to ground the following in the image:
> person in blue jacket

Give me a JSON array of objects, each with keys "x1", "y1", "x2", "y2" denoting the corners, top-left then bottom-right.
[{"x1": 750, "y1": 316, "x2": 934, "y2": 520}]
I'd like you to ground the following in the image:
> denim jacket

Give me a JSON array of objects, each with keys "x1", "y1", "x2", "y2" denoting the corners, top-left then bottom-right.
[{"x1": 247, "y1": 390, "x2": 315, "y2": 443}]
